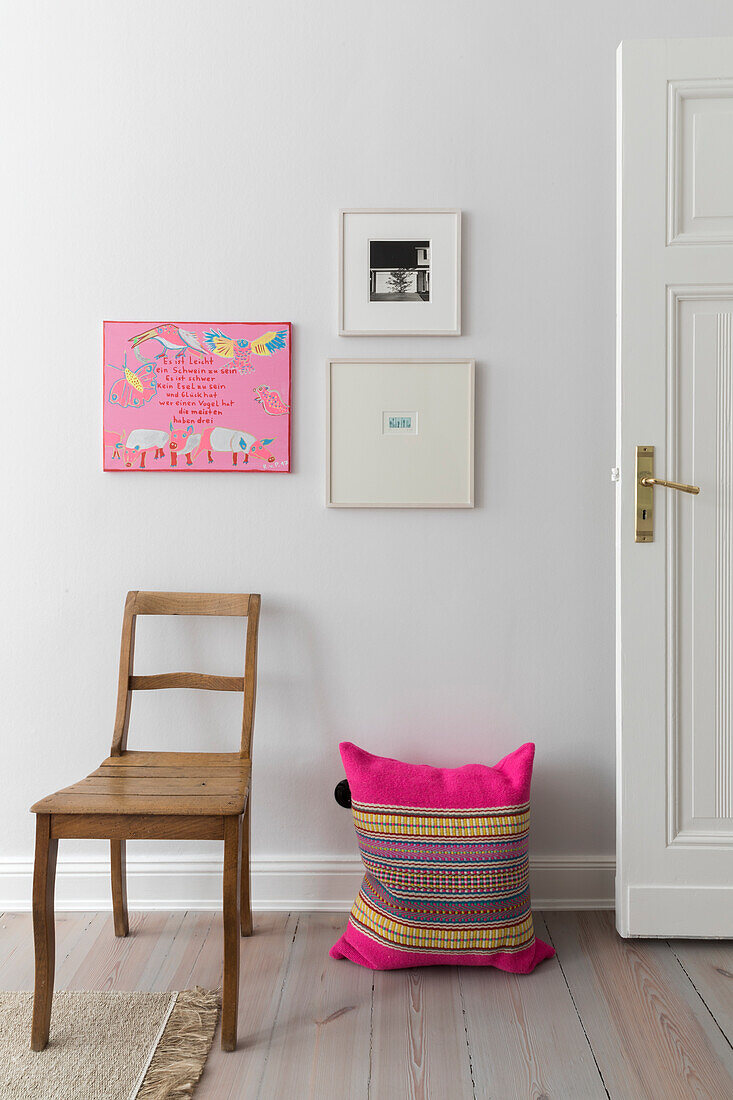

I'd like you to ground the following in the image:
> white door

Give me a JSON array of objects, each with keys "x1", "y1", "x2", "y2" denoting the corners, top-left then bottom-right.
[{"x1": 618, "y1": 37, "x2": 733, "y2": 937}]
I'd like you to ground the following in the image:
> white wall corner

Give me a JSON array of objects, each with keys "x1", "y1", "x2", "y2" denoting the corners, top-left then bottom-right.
[{"x1": 0, "y1": 854, "x2": 615, "y2": 913}]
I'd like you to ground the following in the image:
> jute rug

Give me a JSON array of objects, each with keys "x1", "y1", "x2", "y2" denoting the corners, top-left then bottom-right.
[{"x1": 0, "y1": 988, "x2": 219, "y2": 1099}]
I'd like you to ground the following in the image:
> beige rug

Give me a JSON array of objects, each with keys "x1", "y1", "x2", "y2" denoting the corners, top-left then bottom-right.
[{"x1": 0, "y1": 988, "x2": 219, "y2": 1099}]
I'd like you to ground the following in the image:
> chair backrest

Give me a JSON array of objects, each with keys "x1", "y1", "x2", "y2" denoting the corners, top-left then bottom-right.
[{"x1": 110, "y1": 591, "x2": 261, "y2": 760}]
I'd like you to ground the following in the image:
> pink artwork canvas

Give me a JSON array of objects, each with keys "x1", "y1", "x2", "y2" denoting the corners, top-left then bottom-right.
[{"x1": 103, "y1": 321, "x2": 291, "y2": 471}]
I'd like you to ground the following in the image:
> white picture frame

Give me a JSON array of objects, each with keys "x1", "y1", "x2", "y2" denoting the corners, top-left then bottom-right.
[
  {"x1": 339, "y1": 209, "x2": 461, "y2": 335},
  {"x1": 326, "y1": 359, "x2": 474, "y2": 508}
]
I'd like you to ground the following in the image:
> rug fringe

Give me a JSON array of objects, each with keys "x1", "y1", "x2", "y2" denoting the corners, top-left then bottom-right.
[{"x1": 135, "y1": 987, "x2": 220, "y2": 1099}]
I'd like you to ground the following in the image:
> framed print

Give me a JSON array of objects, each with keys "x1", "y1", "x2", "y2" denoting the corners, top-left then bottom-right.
[
  {"x1": 103, "y1": 321, "x2": 291, "y2": 471},
  {"x1": 339, "y1": 209, "x2": 461, "y2": 335},
  {"x1": 327, "y1": 359, "x2": 474, "y2": 507}
]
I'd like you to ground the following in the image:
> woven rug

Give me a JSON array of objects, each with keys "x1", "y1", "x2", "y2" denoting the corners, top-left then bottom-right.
[{"x1": 0, "y1": 988, "x2": 219, "y2": 1099}]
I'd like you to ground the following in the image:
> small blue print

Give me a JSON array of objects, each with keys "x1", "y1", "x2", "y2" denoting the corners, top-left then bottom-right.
[{"x1": 383, "y1": 410, "x2": 418, "y2": 435}]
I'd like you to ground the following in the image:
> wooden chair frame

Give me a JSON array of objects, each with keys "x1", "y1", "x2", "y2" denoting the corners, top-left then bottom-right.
[{"x1": 30, "y1": 591, "x2": 260, "y2": 1052}]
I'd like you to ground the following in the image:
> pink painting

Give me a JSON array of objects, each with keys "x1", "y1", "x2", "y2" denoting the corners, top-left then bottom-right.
[{"x1": 103, "y1": 321, "x2": 291, "y2": 471}]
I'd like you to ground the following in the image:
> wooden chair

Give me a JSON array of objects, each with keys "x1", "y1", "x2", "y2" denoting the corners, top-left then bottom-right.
[{"x1": 29, "y1": 591, "x2": 260, "y2": 1053}]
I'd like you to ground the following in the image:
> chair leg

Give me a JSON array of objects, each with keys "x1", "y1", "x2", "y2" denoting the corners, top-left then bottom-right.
[
  {"x1": 240, "y1": 797, "x2": 252, "y2": 937},
  {"x1": 221, "y1": 815, "x2": 241, "y2": 1051},
  {"x1": 31, "y1": 814, "x2": 58, "y2": 1051},
  {"x1": 111, "y1": 839, "x2": 129, "y2": 937}
]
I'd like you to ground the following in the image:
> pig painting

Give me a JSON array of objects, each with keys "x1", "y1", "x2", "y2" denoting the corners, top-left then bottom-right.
[
  {"x1": 246, "y1": 438, "x2": 276, "y2": 466},
  {"x1": 104, "y1": 428, "x2": 170, "y2": 468},
  {"x1": 167, "y1": 422, "x2": 195, "y2": 467},
  {"x1": 207, "y1": 427, "x2": 256, "y2": 466},
  {"x1": 121, "y1": 428, "x2": 170, "y2": 468},
  {"x1": 179, "y1": 427, "x2": 276, "y2": 467},
  {"x1": 104, "y1": 424, "x2": 275, "y2": 469},
  {"x1": 204, "y1": 427, "x2": 275, "y2": 466}
]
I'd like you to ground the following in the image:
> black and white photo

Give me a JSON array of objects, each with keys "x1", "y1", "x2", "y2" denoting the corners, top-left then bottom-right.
[{"x1": 369, "y1": 241, "x2": 430, "y2": 302}]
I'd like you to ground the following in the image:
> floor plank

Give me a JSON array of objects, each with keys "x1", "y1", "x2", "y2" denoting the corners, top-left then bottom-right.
[
  {"x1": 194, "y1": 912, "x2": 298, "y2": 1100},
  {"x1": 0, "y1": 912, "x2": 100, "y2": 990},
  {"x1": 55, "y1": 914, "x2": 107, "y2": 987},
  {"x1": 143, "y1": 910, "x2": 217, "y2": 991},
  {"x1": 370, "y1": 959, "x2": 474, "y2": 1099},
  {"x1": 62, "y1": 910, "x2": 187, "y2": 990},
  {"x1": 182, "y1": 908, "x2": 224, "y2": 991},
  {"x1": 0, "y1": 913, "x2": 32, "y2": 985},
  {"x1": 668, "y1": 938, "x2": 733, "y2": 1048},
  {"x1": 257, "y1": 912, "x2": 373, "y2": 1100},
  {"x1": 460, "y1": 913, "x2": 606, "y2": 1099},
  {"x1": 545, "y1": 911, "x2": 733, "y2": 1100},
  {"x1": 168, "y1": 911, "x2": 218, "y2": 988}
]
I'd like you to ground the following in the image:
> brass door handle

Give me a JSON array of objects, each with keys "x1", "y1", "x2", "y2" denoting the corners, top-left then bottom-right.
[
  {"x1": 639, "y1": 476, "x2": 700, "y2": 495},
  {"x1": 635, "y1": 445, "x2": 700, "y2": 542}
]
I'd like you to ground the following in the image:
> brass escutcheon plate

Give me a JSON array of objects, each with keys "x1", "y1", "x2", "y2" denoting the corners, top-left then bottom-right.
[{"x1": 635, "y1": 445, "x2": 654, "y2": 542}]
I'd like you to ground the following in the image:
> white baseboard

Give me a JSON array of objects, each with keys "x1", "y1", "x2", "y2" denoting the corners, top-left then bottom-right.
[{"x1": 0, "y1": 855, "x2": 615, "y2": 912}]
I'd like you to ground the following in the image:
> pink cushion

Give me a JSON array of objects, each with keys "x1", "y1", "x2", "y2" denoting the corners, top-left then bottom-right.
[{"x1": 330, "y1": 741, "x2": 554, "y2": 972}]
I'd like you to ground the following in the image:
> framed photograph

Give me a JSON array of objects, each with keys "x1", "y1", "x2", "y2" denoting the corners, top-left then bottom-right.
[
  {"x1": 339, "y1": 209, "x2": 461, "y2": 335},
  {"x1": 103, "y1": 321, "x2": 291, "y2": 471},
  {"x1": 326, "y1": 359, "x2": 474, "y2": 507}
]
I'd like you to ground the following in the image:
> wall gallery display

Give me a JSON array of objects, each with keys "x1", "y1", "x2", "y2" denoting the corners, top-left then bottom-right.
[
  {"x1": 103, "y1": 321, "x2": 291, "y2": 471},
  {"x1": 327, "y1": 359, "x2": 474, "y2": 507},
  {"x1": 339, "y1": 209, "x2": 461, "y2": 335}
]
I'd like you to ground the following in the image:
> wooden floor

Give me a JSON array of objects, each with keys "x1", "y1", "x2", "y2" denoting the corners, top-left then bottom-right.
[{"x1": 1, "y1": 911, "x2": 732, "y2": 1099}]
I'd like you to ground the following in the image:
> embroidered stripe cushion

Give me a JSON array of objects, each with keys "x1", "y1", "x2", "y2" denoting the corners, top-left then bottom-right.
[{"x1": 330, "y1": 741, "x2": 554, "y2": 973}]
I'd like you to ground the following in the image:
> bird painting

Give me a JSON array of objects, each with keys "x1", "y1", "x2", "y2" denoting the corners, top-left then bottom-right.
[
  {"x1": 203, "y1": 327, "x2": 288, "y2": 374},
  {"x1": 252, "y1": 385, "x2": 290, "y2": 415},
  {"x1": 107, "y1": 348, "x2": 158, "y2": 409},
  {"x1": 129, "y1": 324, "x2": 209, "y2": 360}
]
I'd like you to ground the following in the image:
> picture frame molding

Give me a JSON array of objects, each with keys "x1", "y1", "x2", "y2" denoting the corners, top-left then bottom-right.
[
  {"x1": 326, "y1": 357, "x2": 475, "y2": 508},
  {"x1": 338, "y1": 208, "x2": 462, "y2": 336}
]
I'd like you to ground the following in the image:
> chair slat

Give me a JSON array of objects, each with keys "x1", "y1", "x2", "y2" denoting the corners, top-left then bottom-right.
[
  {"x1": 81, "y1": 776, "x2": 248, "y2": 794},
  {"x1": 95, "y1": 765, "x2": 243, "y2": 778},
  {"x1": 132, "y1": 592, "x2": 251, "y2": 616},
  {"x1": 130, "y1": 673, "x2": 245, "y2": 692},
  {"x1": 32, "y1": 791, "x2": 246, "y2": 815},
  {"x1": 50, "y1": 815, "x2": 226, "y2": 840},
  {"x1": 102, "y1": 751, "x2": 244, "y2": 767}
]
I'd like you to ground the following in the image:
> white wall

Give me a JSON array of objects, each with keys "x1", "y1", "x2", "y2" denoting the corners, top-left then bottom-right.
[{"x1": 2, "y1": 0, "x2": 733, "y2": 908}]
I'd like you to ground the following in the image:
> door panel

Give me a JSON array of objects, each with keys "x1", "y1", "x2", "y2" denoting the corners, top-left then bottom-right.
[
  {"x1": 669, "y1": 82, "x2": 733, "y2": 245},
  {"x1": 618, "y1": 38, "x2": 733, "y2": 937},
  {"x1": 673, "y1": 294, "x2": 733, "y2": 842}
]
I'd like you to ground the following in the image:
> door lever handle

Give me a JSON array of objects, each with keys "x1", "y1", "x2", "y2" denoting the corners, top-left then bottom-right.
[
  {"x1": 635, "y1": 445, "x2": 699, "y2": 542},
  {"x1": 639, "y1": 476, "x2": 700, "y2": 495}
]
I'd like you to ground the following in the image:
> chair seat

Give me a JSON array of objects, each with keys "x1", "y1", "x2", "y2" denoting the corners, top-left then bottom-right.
[{"x1": 30, "y1": 751, "x2": 250, "y2": 816}]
